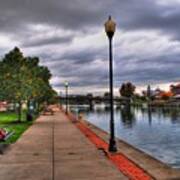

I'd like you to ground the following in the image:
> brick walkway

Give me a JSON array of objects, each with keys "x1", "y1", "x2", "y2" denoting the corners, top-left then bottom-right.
[{"x1": 0, "y1": 110, "x2": 128, "y2": 180}]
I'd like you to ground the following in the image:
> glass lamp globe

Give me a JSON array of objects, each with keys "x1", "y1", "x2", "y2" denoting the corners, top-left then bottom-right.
[
  {"x1": 104, "y1": 16, "x2": 116, "y2": 38},
  {"x1": 65, "y1": 81, "x2": 69, "y2": 87}
]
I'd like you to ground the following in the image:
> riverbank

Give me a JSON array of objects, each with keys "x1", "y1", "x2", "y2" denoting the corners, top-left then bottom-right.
[{"x1": 78, "y1": 115, "x2": 180, "y2": 179}]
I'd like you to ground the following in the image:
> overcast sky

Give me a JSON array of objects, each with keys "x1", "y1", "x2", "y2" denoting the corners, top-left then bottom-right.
[{"x1": 0, "y1": 0, "x2": 180, "y2": 95}]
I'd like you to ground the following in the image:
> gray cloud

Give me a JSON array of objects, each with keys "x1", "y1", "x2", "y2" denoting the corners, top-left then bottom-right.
[
  {"x1": 0, "y1": 0, "x2": 180, "y2": 93},
  {"x1": 22, "y1": 36, "x2": 73, "y2": 47},
  {"x1": 0, "y1": 0, "x2": 109, "y2": 34},
  {"x1": 114, "y1": 0, "x2": 180, "y2": 40},
  {"x1": 114, "y1": 52, "x2": 180, "y2": 85},
  {"x1": 1, "y1": 0, "x2": 180, "y2": 38}
]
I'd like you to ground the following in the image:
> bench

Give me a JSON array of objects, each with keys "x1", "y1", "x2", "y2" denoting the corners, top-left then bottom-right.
[
  {"x1": 3, "y1": 131, "x2": 14, "y2": 141},
  {"x1": 43, "y1": 108, "x2": 54, "y2": 115},
  {"x1": 0, "y1": 129, "x2": 14, "y2": 141}
]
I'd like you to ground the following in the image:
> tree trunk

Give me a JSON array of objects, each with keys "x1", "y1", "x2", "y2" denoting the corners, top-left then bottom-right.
[
  {"x1": 13, "y1": 101, "x2": 16, "y2": 112},
  {"x1": 34, "y1": 100, "x2": 37, "y2": 114},
  {"x1": 18, "y1": 101, "x2": 22, "y2": 122},
  {"x1": 27, "y1": 100, "x2": 30, "y2": 112}
]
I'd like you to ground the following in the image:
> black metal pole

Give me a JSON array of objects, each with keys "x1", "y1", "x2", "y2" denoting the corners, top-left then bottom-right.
[
  {"x1": 65, "y1": 86, "x2": 68, "y2": 114},
  {"x1": 108, "y1": 36, "x2": 117, "y2": 152}
]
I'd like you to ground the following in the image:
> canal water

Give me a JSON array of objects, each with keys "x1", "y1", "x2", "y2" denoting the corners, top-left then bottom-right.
[{"x1": 70, "y1": 104, "x2": 180, "y2": 168}]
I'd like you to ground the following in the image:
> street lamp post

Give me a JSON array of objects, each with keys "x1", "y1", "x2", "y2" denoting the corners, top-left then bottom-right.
[
  {"x1": 105, "y1": 16, "x2": 117, "y2": 152},
  {"x1": 59, "y1": 91, "x2": 62, "y2": 108},
  {"x1": 65, "y1": 81, "x2": 69, "y2": 114}
]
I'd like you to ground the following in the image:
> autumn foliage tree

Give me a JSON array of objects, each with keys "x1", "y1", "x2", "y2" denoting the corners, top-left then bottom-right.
[{"x1": 119, "y1": 82, "x2": 136, "y2": 99}]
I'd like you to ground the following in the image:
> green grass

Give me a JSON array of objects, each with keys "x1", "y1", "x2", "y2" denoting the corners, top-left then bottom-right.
[{"x1": 0, "y1": 111, "x2": 36, "y2": 144}]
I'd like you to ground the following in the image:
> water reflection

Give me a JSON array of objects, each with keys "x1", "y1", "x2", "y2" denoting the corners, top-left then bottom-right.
[
  {"x1": 120, "y1": 106, "x2": 136, "y2": 128},
  {"x1": 72, "y1": 104, "x2": 180, "y2": 126},
  {"x1": 137, "y1": 106, "x2": 180, "y2": 124},
  {"x1": 147, "y1": 107, "x2": 152, "y2": 126}
]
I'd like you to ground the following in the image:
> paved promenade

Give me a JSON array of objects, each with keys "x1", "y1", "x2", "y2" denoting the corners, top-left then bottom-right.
[{"x1": 0, "y1": 110, "x2": 127, "y2": 180}]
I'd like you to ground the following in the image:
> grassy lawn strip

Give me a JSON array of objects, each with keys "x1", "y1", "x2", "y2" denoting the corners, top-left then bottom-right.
[{"x1": 0, "y1": 111, "x2": 35, "y2": 144}]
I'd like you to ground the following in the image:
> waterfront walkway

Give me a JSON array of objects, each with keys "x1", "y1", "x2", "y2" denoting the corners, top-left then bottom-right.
[{"x1": 0, "y1": 109, "x2": 127, "y2": 180}]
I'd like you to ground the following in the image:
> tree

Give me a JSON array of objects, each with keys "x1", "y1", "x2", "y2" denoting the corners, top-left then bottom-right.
[
  {"x1": 87, "y1": 93, "x2": 93, "y2": 99},
  {"x1": 119, "y1": 82, "x2": 136, "y2": 98},
  {"x1": 104, "y1": 92, "x2": 110, "y2": 98},
  {"x1": 0, "y1": 47, "x2": 27, "y2": 121},
  {"x1": 161, "y1": 92, "x2": 173, "y2": 101},
  {"x1": 0, "y1": 47, "x2": 57, "y2": 122}
]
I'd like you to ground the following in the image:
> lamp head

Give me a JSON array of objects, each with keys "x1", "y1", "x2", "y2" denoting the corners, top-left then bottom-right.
[
  {"x1": 65, "y1": 81, "x2": 69, "y2": 87},
  {"x1": 104, "y1": 16, "x2": 116, "y2": 39}
]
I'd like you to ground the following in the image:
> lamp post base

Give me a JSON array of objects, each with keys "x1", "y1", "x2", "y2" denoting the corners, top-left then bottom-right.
[{"x1": 109, "y1": 139, "x2": 117, "y2": 152}]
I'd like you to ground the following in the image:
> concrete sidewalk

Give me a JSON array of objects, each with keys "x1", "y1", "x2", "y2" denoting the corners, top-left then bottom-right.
[{"x1": 0, "y1": 111, "x2": 127, "y2": 180}]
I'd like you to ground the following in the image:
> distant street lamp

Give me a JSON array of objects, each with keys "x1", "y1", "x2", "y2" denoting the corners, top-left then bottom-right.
[
  {"x1": 105, "y1": 16, "x2": 117, "y2": 152},
  {"x1": 65, "y1": 81, "x2": 69, "y2": 114},
  {"x1": 59, "y1": 91, "x2": 62, "y2": 108}
]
